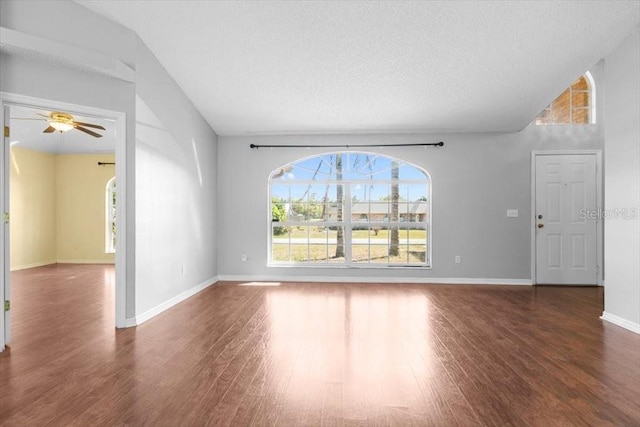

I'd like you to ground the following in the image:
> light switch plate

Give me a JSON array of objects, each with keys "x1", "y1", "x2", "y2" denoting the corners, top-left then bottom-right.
[{"x1": 507, "y1": 209, "x2": 519, "y2": 217}]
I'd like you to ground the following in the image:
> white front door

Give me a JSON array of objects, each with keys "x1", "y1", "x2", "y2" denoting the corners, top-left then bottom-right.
[
  {"x1": 1, "y1": 105, "x2": 10, "y2": 350},
  {"x1": 535, "y1": 154, "x2": 598, "y2": 285}
]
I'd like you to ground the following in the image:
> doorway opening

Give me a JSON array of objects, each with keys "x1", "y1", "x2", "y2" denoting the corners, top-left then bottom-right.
[{"x1": 1, "y1": 94, "x2": 127, "y2": 351}]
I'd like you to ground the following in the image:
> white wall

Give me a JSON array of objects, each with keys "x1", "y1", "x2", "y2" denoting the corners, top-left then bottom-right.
[
  {"x1": 134, "y1": 38, "x2": 218, "y2": 317},
  {"x1": 603, "y1": 26, "x2": 640, "y2": 333}
]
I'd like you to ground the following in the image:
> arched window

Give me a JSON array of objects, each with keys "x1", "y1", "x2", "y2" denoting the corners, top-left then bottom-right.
[
  {"x1": 269, "y1": 152, "x2": 431, "y2": 267},
  {"x1": 105, "y1": 177, "x2": 116, "y2": 253},
  {"x1": 536, "y1": 73, "x2": 595, "y2": 125}
]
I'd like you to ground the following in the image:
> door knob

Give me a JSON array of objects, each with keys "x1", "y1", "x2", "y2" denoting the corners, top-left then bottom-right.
[{"x1": 538, "y1": 224, "x2": 544, "y2": 228}]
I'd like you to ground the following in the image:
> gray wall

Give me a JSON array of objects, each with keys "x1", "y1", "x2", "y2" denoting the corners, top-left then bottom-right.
[
  {"x1": 217, "y1": 69, "x2": 605, "y2": 282},
  {"x1": 134, "y1": 38, "x2": 218, "y2": 316},
  {"x1": 603, "y1": 26, "x2": 640, "y2": 330}
]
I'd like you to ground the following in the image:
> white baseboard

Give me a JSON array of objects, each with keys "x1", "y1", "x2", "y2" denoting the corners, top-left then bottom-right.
[
  {"x1": 217, "y1": 275, "x2": 532, "y2": 286},
  {"x1": 130, "y1": 276, "x2": 219, "y2": 327},
  {"x1": 10, "y1": 260, "x2": 57, "y2": 271},
  {"x1": 57, "y1": 259, "x2": 115, "y2": 265},
  {"x1": 600, "y1": 311, "x2": 640, "y2": 334}
]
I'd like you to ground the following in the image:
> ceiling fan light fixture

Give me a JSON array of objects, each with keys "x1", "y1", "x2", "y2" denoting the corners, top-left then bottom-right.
[
  {"x1": 48, "y1": 112, "x2": 74, "y2": 132},
  {"x1": 49, "y1": 121, "x2": 74, "y2": 132}
]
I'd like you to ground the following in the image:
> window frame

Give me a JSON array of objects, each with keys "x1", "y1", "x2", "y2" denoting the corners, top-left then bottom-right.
[
  {"x1": 268, "y1": 152, "x2": 432, "y2": 269},
  {"x1": 535, "y1": 72, "x2": 596, "y2": 125}
]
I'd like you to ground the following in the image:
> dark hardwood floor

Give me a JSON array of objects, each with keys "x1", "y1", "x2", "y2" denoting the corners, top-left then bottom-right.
[{"x1": 1, "y1": 264, "x2": 639, "y2": 426}]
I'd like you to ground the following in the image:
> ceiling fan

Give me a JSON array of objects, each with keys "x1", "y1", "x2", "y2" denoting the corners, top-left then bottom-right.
[{"x1": 13, "y1": 111, "x2": 106, "y2": 138}]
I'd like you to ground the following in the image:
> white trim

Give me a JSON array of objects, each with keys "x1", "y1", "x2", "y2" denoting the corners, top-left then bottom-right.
[
  {"x1": 0, "y1": 105, "x2": 7, "y2": 351},
  {"x1": 584, "y1": 71, "x2": 596, "y2": 124},
  {"x1": 1, "y1": 92, "x2": 128, "y2": 329},
  {"x1": 530, "y1": 150, "x2": 603, "y2": 285},
  {"x1": 113, "y1": 106, "x2": 127, "y2": 329},
  {"x1": 131, "y1": 276, "x2": 219, "y2": 327},
  {"x1": 218, "y1": 275, "x2": 532, "y2": 286},
  {"x1": 600, "y1": 312, "x2": 640, "y2": 334}
]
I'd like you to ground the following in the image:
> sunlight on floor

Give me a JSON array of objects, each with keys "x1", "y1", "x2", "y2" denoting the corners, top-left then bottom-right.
[{"x1": 238, "y1": 281, "x2": 282, "y2": 287}]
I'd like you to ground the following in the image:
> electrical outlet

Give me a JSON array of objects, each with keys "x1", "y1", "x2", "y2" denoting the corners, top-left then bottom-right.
[
  {"x1": 455, "y1": 255, "x2": 461, "y2": 264},
  {"x1": 241, "y1": 254, "x2": 248, "y2": 262},
  {"x1": 507, "y1": 209, "x2": 519, "y2": 218}
]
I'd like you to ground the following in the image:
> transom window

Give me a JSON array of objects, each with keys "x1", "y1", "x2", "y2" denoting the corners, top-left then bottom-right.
[
  {"x1": 536, "y1": 73, "x2": 594, "y2": 125},
  {"x1": 269, "y1": 152, "x2": 431, "y2": 267}
]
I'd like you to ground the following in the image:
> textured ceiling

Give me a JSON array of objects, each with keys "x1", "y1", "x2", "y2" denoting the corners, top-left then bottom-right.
[
  {"x1": 76, "y1": 1, "x2": 640, "y2": 136},
  {"x1": 10, "y1": 105, "x2": 115, "y2": 154}
]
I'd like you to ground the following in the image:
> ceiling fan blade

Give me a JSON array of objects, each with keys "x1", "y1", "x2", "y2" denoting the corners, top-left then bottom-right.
[
  {"x1": 75, "y1": 126, "x2": 103, "y2": 138},
  {"x1": 37, "y1": 113, "x2": 50, "y2": 118},
  {"x1": 43, "y1": 126, "x2": 56, "y2": 133},
  {"x1": 74, "y1": 121, "x2": 106, "y2": 130},
  {"x1": 11, "y1": 117, "x2": 47, "y2": 121}
]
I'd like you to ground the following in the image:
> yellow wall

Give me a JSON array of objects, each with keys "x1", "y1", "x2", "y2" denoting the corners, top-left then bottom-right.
[
  {"x1": 9, "y1": 148, "x2": 115, "y2": 270},
  {"x1": 56, "y1": 153, "x2": 115, "y2": 264},
  {"x1": 10, "y1": 147, "x2": 57, "y2": 270}
]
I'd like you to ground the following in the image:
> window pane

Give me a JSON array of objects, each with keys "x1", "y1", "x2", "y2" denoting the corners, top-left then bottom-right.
[
  {"x1": 325, "y1": 184, "x2": 344, "y2": 222},
  {"x1": 351, "y1": 245, "x2": 370, "y2": 263},
  {"x1": 572, "y1": 108, "x2": 590, "y2": 124},
  {"x1": 290, "y1": 225, "x2": 311, "y2": 262},
  {"x1": 389, "y1": 244, "x2": 409, "y2": 264},
  {"x1": 290, "y1": 244, "x2": 309, "y2": 262},
  {"x1": 330, "y1": 226, "x2": 345, "y2": 261},
  {"x1": 397, "y1": 202, "x2": 409, "y2": 222},
  {"x1": 571, "y1": 91, "x2": 589, "y2": 108},
  {"x1": 398, "y1": 164, "x2": 427, "y2": 180},
  {"x1": 272, "y1": 243, "x2": 290, "y2": 262},
  {"x1": 308, "y1": 244, "x2": 329, "y2": 263},
  {"x1": 368, "y1": 201, "x2": 389, "y2": 222},
  {"x1": 272, "y1": 224, "x2": 290, "y2": 262},
  {"x1": 571, "y1": 76, "x2": 588, "y2": 91},
  {"x1": 536, "y1": 107, "x2": 553, "y2": 125},
  {"x1": 409, "y1": 244, "x2": 427, "y2": 264},
  {"x1": 369, "y1": 244, "x2": 389, "y2": 264},
  {"x1": 536, "y1": 74, "x2": 592, "y2": 126},
  {"x1": 271, "y1": 184, "x2": 289, "y2": 201},
  {"x1": 306, "y1": 184, "x2": 327, "y2": 221},
  {"x1": 369, "y1": 183, "x2": 390, "y2": 203},
  {"x1": 289, "y1": 225, "x2": 310, "y2": 241}
]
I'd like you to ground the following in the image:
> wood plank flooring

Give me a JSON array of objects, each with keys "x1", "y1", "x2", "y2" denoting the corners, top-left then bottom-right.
[{"x1": 1, "y1": 264, "x2": 639, "y2": 426}]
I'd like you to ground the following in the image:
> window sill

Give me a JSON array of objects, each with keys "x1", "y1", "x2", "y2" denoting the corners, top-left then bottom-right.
[{"x1": 268, "y1": 263, "x2": 432, "y2": 270}]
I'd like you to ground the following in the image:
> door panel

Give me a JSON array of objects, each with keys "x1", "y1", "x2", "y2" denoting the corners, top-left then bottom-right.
[{"x1": 535, "y1": 154, "x2": 597, "y2": 285}]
